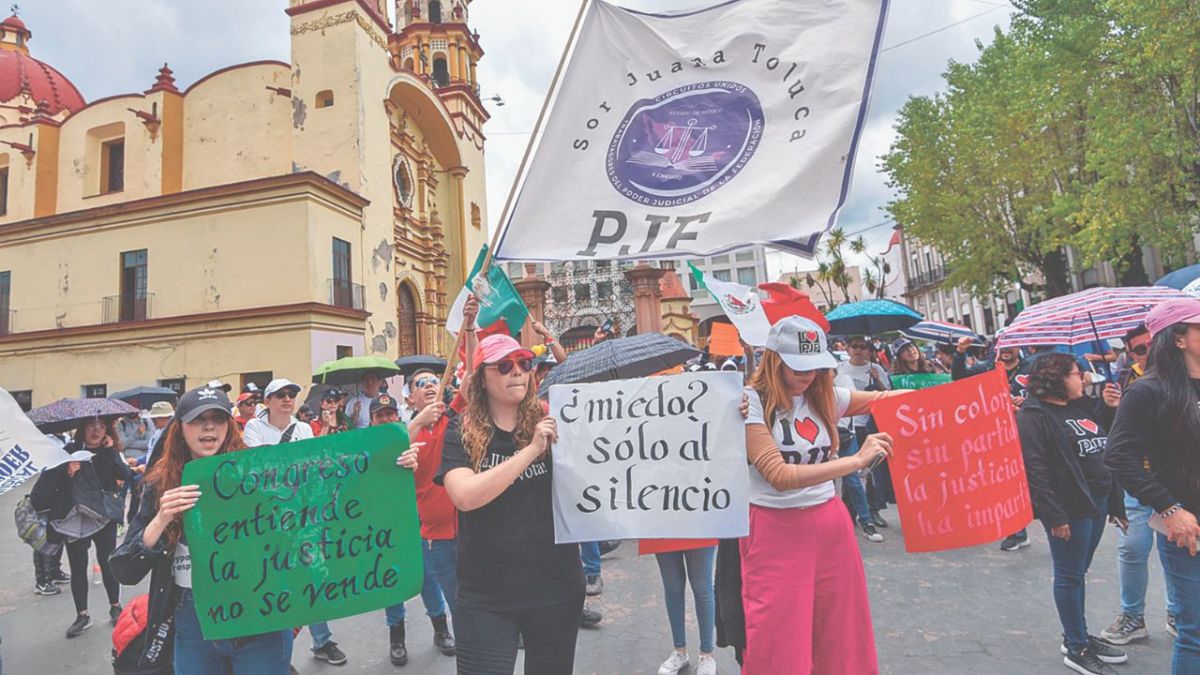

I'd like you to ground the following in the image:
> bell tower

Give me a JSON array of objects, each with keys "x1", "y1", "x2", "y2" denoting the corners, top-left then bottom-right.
[{"x1": 391, "y1": 0, "x2": 482, "y2": 109}]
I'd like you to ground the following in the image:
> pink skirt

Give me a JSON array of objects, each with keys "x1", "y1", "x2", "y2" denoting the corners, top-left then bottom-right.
[{"x1": 739, "y1": 498, "x2": 879, "y2": 674}]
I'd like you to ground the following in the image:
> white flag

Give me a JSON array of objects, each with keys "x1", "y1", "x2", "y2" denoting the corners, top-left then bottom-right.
[
  {"x1": 0, "y1": 388, "x2": 73, "y2": 495},
  {"x1": 689, "y1": 263, "x2": 772, "y2": 346},
  {"x1": 494, "y1": 0, "x2": 888, "y2": 262}
]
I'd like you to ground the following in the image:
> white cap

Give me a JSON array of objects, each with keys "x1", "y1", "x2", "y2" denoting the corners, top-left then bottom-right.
[
  {"x1": 263, "y1": 378, "x2": 302, "y2": 398},
  {"x1": 721, "y1": 359, "x2": 739, "y2": 371},
  {"x1": 766, "y1": 316, "x2": 837, "y2": 371},
  {"x1": 206, "y1": 379, "x2": 232, "y2": 393}
]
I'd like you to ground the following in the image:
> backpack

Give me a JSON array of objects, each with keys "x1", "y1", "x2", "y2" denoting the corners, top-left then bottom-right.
[
  {"x1": 112, "y1": 594, "x2": 173, "y2": 675},
  {"x1": 15, "y1": 494, "x2": 61, "y2": 556}
]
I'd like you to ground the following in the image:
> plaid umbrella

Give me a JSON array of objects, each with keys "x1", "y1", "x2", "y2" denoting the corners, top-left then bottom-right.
[
  {"x1": 312, "y1": 355, "x2": 401, "y2": 386},
  {"x1": 901, "y1": 320, "x2": 983, "y2": 345},
  {"x1": 824, "y1": 299, "x2": 923, "y2": 335},
  {"x1": 27, "y1": 397, "x2": 139, "y2": 434},
  {"x1": 996, "y1": 286, "x2": 1186, "y2": 349},
  {"x1": 538, "y1": 333, "x2": 701, "y2": 395}
]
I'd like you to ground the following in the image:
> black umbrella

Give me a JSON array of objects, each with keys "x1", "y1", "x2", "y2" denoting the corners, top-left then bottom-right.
[
  {"x1": 538, "y1": 333, "x2": 701, "y2": 395},
  {"x1": 108, "y1": 385, "x2": 178, "y2": 409},
  {"x1": 395, "y1": 355, "x2": 448, "y2": 379},
  {"x1": 27, "y1": 398, "x2": 140, "y2": 434}
]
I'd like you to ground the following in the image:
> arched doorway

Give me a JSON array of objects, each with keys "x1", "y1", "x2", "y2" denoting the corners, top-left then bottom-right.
[
  {"x1": 398, "y1": 283, "x2": 421, "y2": 356},
  {"x1": 432, "y1": 56, "x2": 450, "y2": 88}
]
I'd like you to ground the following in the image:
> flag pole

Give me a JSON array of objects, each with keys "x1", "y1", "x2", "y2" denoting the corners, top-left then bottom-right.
[{"x1": 435, "y1": 0, "x2": 594, "y2": 402}]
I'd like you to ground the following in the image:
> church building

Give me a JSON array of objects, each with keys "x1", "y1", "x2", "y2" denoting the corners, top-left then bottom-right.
[{"x1": 0, "y1": 0, "x2": 491, "y2": 406}]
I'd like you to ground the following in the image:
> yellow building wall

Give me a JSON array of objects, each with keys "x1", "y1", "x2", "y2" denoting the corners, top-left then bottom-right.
[
  {"x1": 0, "y1": 319, "x2": 324, "y2": 406},
  {"x1": 0, "y1": 181, "x2": 365, "y2": 333},
  {"x1": 53, "y1": 95, "x2": 162, "y2": 214},
  {"x1": 0, "y1": 137, "x2": 34, "y2": 223},
  {"x1": 182, "y1": 63, "x2": 293, "y2": 191}
]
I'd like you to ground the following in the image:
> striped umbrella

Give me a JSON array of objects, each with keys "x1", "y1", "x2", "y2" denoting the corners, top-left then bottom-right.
[
  {"x1": 901, "y1": 320, "x2": 983, "y2": 345},
  {"x1": 995, "y1": 286, "x2": 1186, "y2": 349}
]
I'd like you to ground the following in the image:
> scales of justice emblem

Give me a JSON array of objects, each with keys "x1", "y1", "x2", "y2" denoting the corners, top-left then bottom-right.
[{"x1": 607, "y1": 81, "x2": 765, "y2": 206}]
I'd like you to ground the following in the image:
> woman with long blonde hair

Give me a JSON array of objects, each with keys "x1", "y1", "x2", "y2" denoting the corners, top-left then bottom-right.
[
  {"x1": 436, "y1": 333, "x2": 583, "y2": 674},
  {"x1": 740, "y1": 317, "x2": 905, "y2": 674}
]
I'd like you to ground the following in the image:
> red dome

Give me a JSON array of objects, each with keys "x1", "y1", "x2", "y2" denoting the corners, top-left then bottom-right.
[
  {"x1": 1, "y1": 15, "x2": 26, "y2": 32},
  {"x1": 0, "y1": 49, "x2": 85, "y2": 116}
]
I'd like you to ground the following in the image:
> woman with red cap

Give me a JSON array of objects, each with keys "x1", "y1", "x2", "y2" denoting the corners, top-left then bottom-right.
[
  {"x1": 435, "y1": 334, "x2": 582, "y2": 674},
  {"x1": 1107, "y1": 298, "x2": 1200, "y2": 674}
]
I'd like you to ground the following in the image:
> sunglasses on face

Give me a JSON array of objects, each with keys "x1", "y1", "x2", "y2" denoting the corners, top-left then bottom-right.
[
  {"x1": 271, "y1": 391, "x2": 297, "y2": 400},
  {"x1": 489, "y1": 358, "x2": 533, "y2": 375},
  {"x1": 413, "y1": 376, "x2": 440, "y2": 389},
  {"x1": 1130, "y1": 344, "x2": 1149, "y2": 356}
]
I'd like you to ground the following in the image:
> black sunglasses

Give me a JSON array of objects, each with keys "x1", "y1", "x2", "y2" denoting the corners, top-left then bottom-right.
[
  {"x1": 413, "y1": 376, "x2": 440, "y2": 389},
  {"x1": 489, "y1": 358, "x2": 533, "y2": 375},
  {"x1": 1130, "y1": 344, "x2": 1149, "y2": 356},
  {"x1": 271, "y1": 391, "x2": 297, "y2": 400}
]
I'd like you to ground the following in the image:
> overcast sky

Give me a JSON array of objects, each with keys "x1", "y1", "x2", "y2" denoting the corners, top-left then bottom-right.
[{"x1": 26, "y1": 0, "x2": 1012, "y2": 278}]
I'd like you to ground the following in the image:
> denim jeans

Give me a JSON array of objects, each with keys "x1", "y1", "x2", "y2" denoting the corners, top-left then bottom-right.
[
  {"x1": 1045, "y1": 513, "x2": 1107, "y2": 652},
  {"x1": 655, "y1": 546, "x2": 716, "y2": 653},
  {"x1": 838, "y1": 435, "x2": 872, "y2": 523},
  {"x1": 1119, "y1": 492, "x2": 1179, "y2": 618},
  {"x1": 580, "y1": 541, "x2": 601, "y2": 577},
  {"x1": 385, "y1": 538, "x2": 458, "y2": 626},
  {"x1": 1158, "y1": 534, "x2": 1200, "y2": 674},
  {"x1": 174, "y1": 590, "x2": 292, "y2": 675}
]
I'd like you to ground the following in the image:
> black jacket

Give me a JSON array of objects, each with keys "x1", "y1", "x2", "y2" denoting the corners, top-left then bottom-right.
[
  {"x1": 31, "y1": 443, "x2": 131, "y2": 521},
  {"x1": 109, "y1": 487, "x2": 179, "y2": 671},
  {"x1": 951, "y1": 352, "x2": 1031, "y2": 397},
  {"x1": 1106, "y1": 375, "x2": 1200, "y2": 515},
  {"x1": 1018, "y1": 397, "x2": 1125, "y2": 528}
]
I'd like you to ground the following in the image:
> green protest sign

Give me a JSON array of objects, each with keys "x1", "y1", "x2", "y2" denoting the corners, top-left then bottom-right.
[
  {"x1": 181, "y1": 424, "x2": 422, "y2": 640},
  {"x1": 890, "y1": 373, "x2": 953, "y2": 390}
]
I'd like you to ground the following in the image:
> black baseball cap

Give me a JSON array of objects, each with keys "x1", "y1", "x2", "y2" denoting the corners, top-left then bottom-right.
[
  {"x1": 176, "y1": 386, "x2": 233, "y2": 423},
  {"x1": 369, "y1": 394, "x2": 399, "y2": 416}
]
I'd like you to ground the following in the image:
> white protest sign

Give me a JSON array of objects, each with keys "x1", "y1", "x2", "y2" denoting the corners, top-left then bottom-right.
[
  {"x1": 0, "y1": 388, "x2": 72, "y2": 494},
  {"x1": 548, "y1": 371, "x2": 749, "y2": 543}
]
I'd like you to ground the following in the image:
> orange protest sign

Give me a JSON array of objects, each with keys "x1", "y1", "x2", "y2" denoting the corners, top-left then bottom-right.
[
  {"x1": 870, "y1": 368, "x2": 1032, "y2": 553},
  {"x1": 707, "y1": 322, "x2": 742, "y2": 357},
  {"x1": 637, "y1": 539, "x2": 719, "y2": 556}
]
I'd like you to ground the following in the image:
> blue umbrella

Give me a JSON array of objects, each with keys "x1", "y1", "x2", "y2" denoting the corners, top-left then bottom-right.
[
  {"x1": 825, "y1": 299, "x2": 923, "y2": 335},
  {"x1": 902, "y1": 320, "x2": 984, "y2": 345},
  {"x1": 1156, "y1": 264, "x2": 1200, "y2": 291}
]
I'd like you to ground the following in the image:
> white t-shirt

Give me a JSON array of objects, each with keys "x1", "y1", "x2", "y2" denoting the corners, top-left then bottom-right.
[
  {"x1": 173, "y1": 541, "x2": 192, "y2": 588},
  {"x1": 744, "y1": 386, "x2": 851, "y2": 509},
  {"x1": 347, "y1": 394, "x2": 374, "y2": 430},
  {"x1": 242, "y1": 415, "x2": 315, "y2": 447},
  {"x1": 836, "y1": 361, "x2": 890, "y2": 427}
]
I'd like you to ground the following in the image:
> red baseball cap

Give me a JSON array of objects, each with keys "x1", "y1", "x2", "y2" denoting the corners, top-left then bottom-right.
[{"x1": 472, "y1": 334, "x2": 535, "y2": 371}]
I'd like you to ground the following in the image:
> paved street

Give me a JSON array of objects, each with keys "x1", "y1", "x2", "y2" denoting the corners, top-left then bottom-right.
[{"x1": 0, "y1": 486, "x2": 1172, "y2": 674}]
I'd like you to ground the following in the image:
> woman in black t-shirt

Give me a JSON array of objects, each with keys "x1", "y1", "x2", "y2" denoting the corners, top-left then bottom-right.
[
  {"x1": 1017, "y1": 352, "x2": 1127, "y2": 674},
  {"x1": 435, "y1": 334, "x2": 584, "y2": 675}
]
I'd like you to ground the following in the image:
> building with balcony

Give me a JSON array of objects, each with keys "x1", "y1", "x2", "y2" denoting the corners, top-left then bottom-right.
[{"x1": 0, "y1": 1, "x2": 490, "y2": 407}]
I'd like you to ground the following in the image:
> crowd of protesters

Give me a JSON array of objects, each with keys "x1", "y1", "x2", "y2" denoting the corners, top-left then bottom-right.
[{"x1": 15, "y1": 294, "x2": 1200, "y2": 675}]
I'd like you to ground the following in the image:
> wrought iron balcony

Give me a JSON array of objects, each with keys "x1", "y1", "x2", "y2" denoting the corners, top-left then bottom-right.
[
  {"x1": 906, "y1": 265, "x2": 950, "y2": 292},
  {"x1": 329, "y1": 278, "x2": 365, "y2": 311},
  {"x1": 102, "y1": 293, "x2": 153, "y2": 323}
]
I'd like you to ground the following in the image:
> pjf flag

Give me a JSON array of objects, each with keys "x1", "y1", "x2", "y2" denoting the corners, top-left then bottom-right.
[{"x1": 493, "y1": 0, "x2": 888, "y2": 262}]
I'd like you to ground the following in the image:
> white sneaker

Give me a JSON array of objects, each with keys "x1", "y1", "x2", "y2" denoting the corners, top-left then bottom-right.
[
  {"x1": 697, "y1": 653, "x2": 718, "y2": 675},
  {"x1": 658, "y1": 650, "x2": 689, "y2": 675}
]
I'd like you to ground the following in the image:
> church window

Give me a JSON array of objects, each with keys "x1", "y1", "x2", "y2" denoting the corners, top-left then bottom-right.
[
  {"x1": 315, "y1": 90, "x2": 335, "y2": 108},
  {"x1": 0, "y1": 164, "x2": 9, "y2": 216},
  {"x1": 393, "y1": 155, "x2": 415, "y2": 209},
  {"x1": 432, "y1": 57, "x2": 450, "y2": 88},
  {"x1": 102, "y1": 139, "x2": 125, "y2": 194},
  {"x1": 429, "y1": 0, "x2": 443, "y2": 23}
]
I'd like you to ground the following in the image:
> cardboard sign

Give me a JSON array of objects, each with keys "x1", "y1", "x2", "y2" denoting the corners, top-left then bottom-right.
[
  {"x1": 870, "y1": 369, "x2": 1033, "y2": 553},
  {"x1": 182, "y1": 424, "x2": 423, "y2": 639},
  {"x1": 707, "y1": 322, "x2": 743, "y2": 357},
  {"x1": 889, "y1": 373, "x2": 952, "y2": 390},
  {"x1": 548, "y1": 371, "x2": 750, "y2": 543}
]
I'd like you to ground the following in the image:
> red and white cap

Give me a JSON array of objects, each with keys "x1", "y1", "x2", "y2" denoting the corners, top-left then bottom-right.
[
  {"x1": 472, "y1": 334, "x2": 535, "y2": 371},
  {"x1": 765, "y1": 316, "x2": 837, "y2": 372}
]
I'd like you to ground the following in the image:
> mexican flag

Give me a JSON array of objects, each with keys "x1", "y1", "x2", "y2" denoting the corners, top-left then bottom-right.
[
  {"x1": 446, "y1": 245, "x2": 529, "y2": 338},
  {"x1": 688, "y1": 262, "x2": 829, "y2": 347}
]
